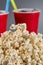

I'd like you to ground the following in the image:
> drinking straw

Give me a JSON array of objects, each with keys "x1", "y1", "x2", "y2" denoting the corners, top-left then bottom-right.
[
  {"x1": 11, "y1": 0, "x2": 18, "y2": 11},
  {"x1": 5, "y1": 0, "x2": 10, "y2": 12}
]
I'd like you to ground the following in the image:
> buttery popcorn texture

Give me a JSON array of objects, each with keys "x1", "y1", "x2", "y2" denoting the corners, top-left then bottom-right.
[{"x1": 0, "y1": 23, "x2": 43, "y2": 65}]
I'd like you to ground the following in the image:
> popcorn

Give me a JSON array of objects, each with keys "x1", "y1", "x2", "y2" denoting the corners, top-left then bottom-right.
[{"x1": 0, "y1": 23, "x2": 43, "y2": 65}]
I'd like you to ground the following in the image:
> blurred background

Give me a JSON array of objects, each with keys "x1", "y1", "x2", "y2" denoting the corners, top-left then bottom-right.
[{"x1": 0, "y1": 0, "x2": 43, "y2": 33}]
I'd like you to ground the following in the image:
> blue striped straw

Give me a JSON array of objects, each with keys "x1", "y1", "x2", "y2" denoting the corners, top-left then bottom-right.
[{"x1": 5, "y1": 0, "x2": 10, "y2": 12}]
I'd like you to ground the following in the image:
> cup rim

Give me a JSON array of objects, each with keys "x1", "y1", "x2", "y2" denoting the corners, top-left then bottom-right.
[
  {"x1": 13, "y1": 8, "x2": 40, "y2": 13},
  {"x1": 0, "y1": 10, "x2": 9, "y2": 15}
]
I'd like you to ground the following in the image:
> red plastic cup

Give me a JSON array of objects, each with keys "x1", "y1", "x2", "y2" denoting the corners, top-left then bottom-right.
[
  {"x1": 13, "y1": 8, "x2": 40, "y2": 33},
  {"x1": 0, "y1": 10, "x2": 8, "y2": 34}
]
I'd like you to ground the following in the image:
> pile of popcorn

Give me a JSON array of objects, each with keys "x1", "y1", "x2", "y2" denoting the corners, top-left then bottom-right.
[{"x1": 0, "y1": 23, "x2": 43, "y2": 65}]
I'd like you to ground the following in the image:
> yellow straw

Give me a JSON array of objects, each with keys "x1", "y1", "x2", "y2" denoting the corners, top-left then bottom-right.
[{"x1": 11, "y1": 0, "x2": 18, "y2": 11}]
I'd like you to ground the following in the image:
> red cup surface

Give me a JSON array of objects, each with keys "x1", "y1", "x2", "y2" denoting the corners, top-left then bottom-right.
[
  {"x1": 0, "y1": 10, "x2": 8, "y2": 34},
  {"x1": 13, "y1": 8, "x2": 40, "y2": 33}
]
